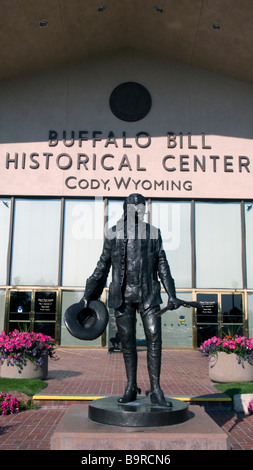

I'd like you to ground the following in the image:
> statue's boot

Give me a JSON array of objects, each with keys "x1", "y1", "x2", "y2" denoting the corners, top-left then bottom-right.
[
  {"x1": 142, "y1": 310, "x2": 173, "y2": 408},
  {"x1": 116, "y1": 314, "x2": 141, "y2": 404},
  {"x1": 146, "y1": 352, "x2": 173, "y2": 408},
  {"x1": 117, "y1": 356, "x2": 141, "y2": 403}
]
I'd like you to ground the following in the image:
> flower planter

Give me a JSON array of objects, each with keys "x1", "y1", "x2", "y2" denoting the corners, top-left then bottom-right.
[
  {"x1": 233, "y1": 393, "x2": 253, "y2": 414},
  {"x1": 0, "y1": 329, "x2": 55, "y2": 380},
  {"x1": 209, "y1": 352, "x2": 253, "y2": 383},
  {"x1": 0, "y1": 355, "x2": 48, "y2": 379}
]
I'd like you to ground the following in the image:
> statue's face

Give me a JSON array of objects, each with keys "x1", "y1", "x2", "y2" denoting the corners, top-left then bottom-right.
[
  {"x1": 126, "y1": 203, "x2": 146, "y2": 222},
  {"x1": 135, "y1": 203, "x2": 145, "y2": 221}
]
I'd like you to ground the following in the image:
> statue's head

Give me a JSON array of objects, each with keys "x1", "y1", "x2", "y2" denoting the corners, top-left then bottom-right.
[
  {"x1": 123, "y1": 193, "x2": 145, "y2": 209},
  {"x1": 123, "y1": 193, "x2": 146, "y2": 221}
]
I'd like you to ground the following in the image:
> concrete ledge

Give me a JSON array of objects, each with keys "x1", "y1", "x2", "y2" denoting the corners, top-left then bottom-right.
[
  {"x1": 233, "y1": 393, "x2": 253, "y2": 414},
  {"x1": 51, "y1": 404, "x2": 230, "y2": 450}
]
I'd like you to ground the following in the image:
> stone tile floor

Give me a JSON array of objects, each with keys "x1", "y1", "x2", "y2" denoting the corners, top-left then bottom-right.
[{"x1": 0, "y1": 348, "x2": 253, "y2": 451}]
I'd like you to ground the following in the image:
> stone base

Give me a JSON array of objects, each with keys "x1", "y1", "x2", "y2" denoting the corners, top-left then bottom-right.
[
  {"x1": 51, "y1": 404, "x2": 230, "y2": 450},
  {"x1": 89, "y1": 396, "x2": 189, "y2": 427},
  {"x1": 233, "y1": 393, "x2": 253, "y2": 415}
]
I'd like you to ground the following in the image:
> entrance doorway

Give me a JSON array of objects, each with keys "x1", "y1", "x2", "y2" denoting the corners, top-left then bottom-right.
[
  {"x1": 196, "y1": 292, "x2": 244, "y2": 346},
  {"x1": 6, "y1": 289, "x2": 59, "y2": 340}
]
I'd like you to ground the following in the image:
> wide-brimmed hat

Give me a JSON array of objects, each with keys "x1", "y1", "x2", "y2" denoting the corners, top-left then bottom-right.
[{"x1": 64, "y1": 300, "x2": 109, "y2": 340}]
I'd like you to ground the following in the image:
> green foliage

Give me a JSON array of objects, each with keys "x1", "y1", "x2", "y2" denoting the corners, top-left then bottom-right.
[
  {"x1": 0, "y1": 377, "x2": 47, "y2": 396},
  {"x1": 214, "y1": 381, "x2": 253, "y2": 399}
]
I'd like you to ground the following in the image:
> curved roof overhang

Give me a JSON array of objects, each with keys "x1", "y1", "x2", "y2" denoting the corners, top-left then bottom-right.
[{"x1": 1, "y1": 0, "x2": 253, "y2": 84}]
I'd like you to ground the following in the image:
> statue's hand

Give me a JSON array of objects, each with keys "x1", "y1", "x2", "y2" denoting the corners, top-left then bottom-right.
[{"x1": 167, "y1": 297, "x2": 181, "y2": 310}]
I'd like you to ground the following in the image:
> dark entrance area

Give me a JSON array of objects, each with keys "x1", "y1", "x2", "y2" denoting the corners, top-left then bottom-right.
[
  {"x1": 7, "y1": 289, "x2": 58, "y2": 338},
  {"x1": 196, "y1": 292, "x2": 244, "y2": 346}
]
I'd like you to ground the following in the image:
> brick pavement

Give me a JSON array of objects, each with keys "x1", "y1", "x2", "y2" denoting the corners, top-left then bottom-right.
[{"x1": 0, "y1": 348, "x2": 253, "y2": 451}]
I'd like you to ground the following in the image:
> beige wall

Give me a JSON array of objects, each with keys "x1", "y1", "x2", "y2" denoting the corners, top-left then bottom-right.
[{"x1": 0, "y1": 49, "x2": 253, "y2": 199}]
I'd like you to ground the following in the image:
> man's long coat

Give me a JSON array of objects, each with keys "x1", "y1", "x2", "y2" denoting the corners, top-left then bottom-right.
[{"x1": 84, "y1": 217, "x2": 176, "y2": 311}]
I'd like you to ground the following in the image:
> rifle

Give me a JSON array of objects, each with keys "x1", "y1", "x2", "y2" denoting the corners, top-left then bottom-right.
[{"x1": 156, "y1": 298, "x2": 202, "y2": 317}]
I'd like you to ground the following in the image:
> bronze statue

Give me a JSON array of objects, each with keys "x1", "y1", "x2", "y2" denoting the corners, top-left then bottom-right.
[{"x1": 82, "y1": 193, "x2": 181, "y2": 407}]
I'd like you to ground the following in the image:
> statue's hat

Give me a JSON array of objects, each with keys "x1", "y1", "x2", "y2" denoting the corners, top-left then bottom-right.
[{"x1": 64, "y1": 300, "x2": 109, "y2": 341}]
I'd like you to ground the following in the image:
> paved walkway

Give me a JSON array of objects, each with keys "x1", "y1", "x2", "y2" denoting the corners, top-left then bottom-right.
[{"x1": 0, "y1": 348, "x2": 253, "y2": 450}]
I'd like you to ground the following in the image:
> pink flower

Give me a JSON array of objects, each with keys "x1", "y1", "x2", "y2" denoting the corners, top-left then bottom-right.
[
  {"x1": 0, "y1": 392, "x2": 19, "y2": 415},
  {"x1": 0, "y1": 329, "x2": 55, "y2": 370},
  {"x1": 248, "y1": 400, "x2": 253, "y2": 414}
]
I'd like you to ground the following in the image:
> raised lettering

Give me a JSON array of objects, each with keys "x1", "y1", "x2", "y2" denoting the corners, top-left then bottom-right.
[
  {"x1": 135, "y1": 132, "x2": 151, "y2": 148},
  {"x1": 105, "y1": 131, "x2": 118, "y2": 147},
  {"x1": 78, "y1": 131, "x2": 88, "y2": 147},
  {"x1": 29, "y1": 153, "x2": 40, "y2": 169},
  {"x1": 101, "y1": 154, "x2": 114, "y2": 171},
  {"x1": 77, "y1": 154, "x2": 89, "y2": 170},
  {"x1": 224, "y1": 156, "x2": 234, "y2": 172},
  {"x1": 239, "y1": 156, "x2": 250, "y2": 173},
  {"x1": 136, "y1": 154, "x2": 146, "y2": 171},
  {"x1": 167, "y1": 132, "x2": 177, "y2": 148},
  {"x1": 92, "y1": 131, "x2": 102, "y2": 147},
  {"x1": 202, "y1": 132, "x2": 211, "y2": 149},
  {"x1": 6, "y1": 152, "x2": 18, "y2": 169},
  {"x1": 188, "y1": 133, "x2": 197, "y2": 149},
  {"x1": 180, "y1": 155, "x2": 190, "y2": 171},
  {"x1": 162, "y1": 155, "x2": 176, "y2": 171},
  {"x1": 56, "y1": 153, "x2": 72, "y2": 170},
  {"x1": 48, "y1": 130, "x2": 58, "y2": 146},
  {"x1": 63, "y1": 130, "x2": 75, "y2": 147},
  {"x1": 118, "y1": 154, "x2": 132, "y2": 171}
]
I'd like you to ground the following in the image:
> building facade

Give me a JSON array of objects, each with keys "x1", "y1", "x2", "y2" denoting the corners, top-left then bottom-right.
[{"x1": 1, "y1": 3, "x2": 253, "y2": 349}]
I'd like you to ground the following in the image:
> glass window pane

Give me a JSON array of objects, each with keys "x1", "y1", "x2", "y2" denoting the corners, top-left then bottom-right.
[
  {"x1": 34, "y1": 322, "x2": 55, "y2": 338},
  {"x1": 196, "y1": 293, "x2": 218, "y2": 347},
  {"x1": 107, "y1": 200, "x2": 124, "y2": 284},
  {"x1": 10, "y1": 291, "x2": 31, "y2": 313},
  {"x1": 245, "y1": 202, "x2": 253, "y2": 288},
  {"x1": 11, "y1": 199, "x2": 61, "y2": 286},
  {"x1": 196, "y1": 293, "x2": 218, "y2": 323},
  {"x1": 160, "y1": 291, "x2": 193, "y2": 347},
  {"x1": 62, "y1": 199, "x2": 104, "y2": 287},
  {"x1": 195, "y1": 202, "x2": 242, "y2": 288},
  {"x1": 107, "y1": 200, "x2": 124, "y2": 228},
  {"x1": 221, "y1": 293, "x2": 243, "y2": 324},
  {"x1": 8, "y1": 321, "x2": 31, "y2": 333},
  {"x1": 35, "y1": 291, "x2": 56, "y2": 313},
  {"x1": 151, "y1": 201, "x2": 192, "y2": 288},
  {"x1": 197, "y1": 324, "x2": 219, "y2": 347},
  {"x1": 10, "y1": 291, "x2": 31, "y2": 320},
  {"x1": 222, "y1": 325, "x2": 243, "y2": 337},
  {"x1": 35, "y1": 291, "x2": 56, "y2": 321},
  {"x1": 0, "y1": 199, "x2": 11, "y2": 285}
]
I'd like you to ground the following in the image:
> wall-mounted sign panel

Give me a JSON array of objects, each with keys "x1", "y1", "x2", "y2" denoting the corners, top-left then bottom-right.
[
  {"x1": 1, "y1": 52, "x2": 253, "y2": 200},
  {"x1": 0, "y1": 132, "x2": 252, "y2": 199}
]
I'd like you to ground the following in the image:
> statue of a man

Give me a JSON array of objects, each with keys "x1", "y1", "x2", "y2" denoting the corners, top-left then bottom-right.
[{"x1": 82, "y1": 193, "x2": 180, "y2": 407}]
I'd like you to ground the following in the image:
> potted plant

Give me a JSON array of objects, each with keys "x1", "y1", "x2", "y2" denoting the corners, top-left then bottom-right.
[
  {"x1": 0, "y1": 392, "x2": 20, "y2": 415},
  {"x1": 0, "y1": 329, "x2": 55, "y2": 379},
  {"x1": 200, "y1": 334, "x2": 253, "y2": 383}
]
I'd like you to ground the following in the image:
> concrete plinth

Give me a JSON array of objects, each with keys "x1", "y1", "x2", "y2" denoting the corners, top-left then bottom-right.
[
  {"x1": 89, "y1": 396, "x2": 189, "y2": 427},
  {"x1": 51, "y1": 404, "x2": 230, "y2": 450},
  {"x1": 233, "y1": 393, "x2": 253, "y2": 414}
]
